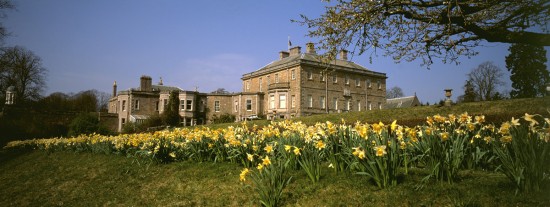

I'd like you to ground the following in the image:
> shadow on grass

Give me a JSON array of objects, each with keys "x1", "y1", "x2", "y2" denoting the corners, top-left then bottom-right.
[{"x1": 0, "y1": 148, "x2": 33, "y2": 166}]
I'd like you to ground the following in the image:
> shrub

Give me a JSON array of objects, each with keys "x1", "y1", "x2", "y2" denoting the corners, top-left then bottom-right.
[
  {"x1": 211, "y1": 113, "x2": 236, "y2": 124},
  {"x1": 68, "y1": 113, "x2": 111, "y2": 137}
]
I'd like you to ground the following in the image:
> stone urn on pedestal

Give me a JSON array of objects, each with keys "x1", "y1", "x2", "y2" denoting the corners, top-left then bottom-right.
[{"x1": 444, "y1": 89, "x2": 453, "y2": 107}]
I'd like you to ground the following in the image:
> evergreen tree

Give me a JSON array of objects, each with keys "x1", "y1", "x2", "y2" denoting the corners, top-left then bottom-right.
[
  {"x1": 505, "y1": 44, "x2": 549, "y2": 98},
  {"x1": 162, "y1": 90, "x2": 181, "y2": 127},
  {"x1": 462, "y1": 79, "x2": 477, "y2": 102}
]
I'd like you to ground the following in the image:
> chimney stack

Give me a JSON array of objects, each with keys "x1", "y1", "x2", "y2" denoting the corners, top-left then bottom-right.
[
  {"x1": 289, "y1": 46, "x2": 301, "y2": 56},
  {"x1": 112, "y1": 81, "x2": 117, "y2": 97},
  {"x1": 140, "y1": 75, "x2": 152, "y2": 92},
  {"x1": 279, "y1": 51, "x2": 289, "y2": 60},
  {"x1": 339, "y1": 50, "x2": 348, "y2": 61},
  {"x1": 306, "y1": 42, "x2": 316, "y2": 54}
]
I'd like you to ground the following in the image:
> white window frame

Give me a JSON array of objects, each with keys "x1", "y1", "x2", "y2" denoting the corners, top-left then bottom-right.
[
  {"x1": 180, "y1": 99, "x2": 185, "y2": 111},
  {"x1": 291, "y1": 95, "x2": 296, "y2": 108},
  {"x1": 246, "y1": 99, "x2": 252, "y2": 111},
  {"x1": 355, "y1": 78, "x2": 360, "y2": 87},
  {"x1": 307, "y1": 71, "x2": 313, "y2": 80},
  {"x1": 186, "y1": 99, "x2": 193, "y2": 111},
  {"x1": 333, "y1": 97, "x2": 338, "y2": 110},
  {"x1": 320, "y1": 96, "x2": 326, "y2": 109},
  {"x1": 291, "y1": 69, "x2": 296, "y2": 80},
  {"x1": 270, "y1": 95, "x2": 275, "y2": 109},
  {"x1": 308, "y1": 95, "x2": 313, "y2": 108},
  {"x1": 333, "y1": 74, "x2": 338, "y2": 83},
  {"x1": 275, "y1": 73, "x2": 279, "y2": 83},
  {"x1": 279, "y1": 94, "x2": 286, "y2": 109}
]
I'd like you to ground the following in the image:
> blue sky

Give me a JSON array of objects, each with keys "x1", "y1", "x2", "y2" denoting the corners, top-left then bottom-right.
[{"x1": 3, "y1": 0, "x2": 549, "y2": 104}]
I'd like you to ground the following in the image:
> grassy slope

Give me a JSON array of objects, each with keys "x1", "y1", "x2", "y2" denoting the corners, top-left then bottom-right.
[
  {"x1": 1, "y1": 149, "x2": 549, "y2": 206},
  {"x1": 1, "y1": 97, "x2": 549, "y2": 206}
]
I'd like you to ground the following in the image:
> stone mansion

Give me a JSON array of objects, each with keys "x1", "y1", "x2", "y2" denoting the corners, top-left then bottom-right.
[{"x1": 108, "y1": 43, "x2": 387, "y2": 132}]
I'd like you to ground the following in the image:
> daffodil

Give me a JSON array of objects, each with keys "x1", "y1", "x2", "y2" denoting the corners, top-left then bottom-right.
[
  {"x1": 510, "y1": 117, "x2": 520, "y2": 126},
  {"x1": 459, "y1": 112, "x2": 471, "y2": 124},
  {"x1": 257, "y1": 163, "x2": 264, "y2": 170},
  {"x1": 247, "y1": 153, "x2": 254, "y2": 162},
  {"x1": 440, "y1": 132, "x2": 450, "y2": 141},
  {"x1": 284, "y1": 145, "x2": 292, "y2": 152},
  {"x1": 523, "y1": 113, "x2": 539, "y2": 127},
  {"x1": 500, "y1": 135, "x2": 512, "y2": 143},
  {"x1": 262, "y1": 156, "x2": 271, "y2": 166},
  {"x1": 352, "y1": 147, "x2": 366, "y2": 159},
  {"x1": 239, "y1": 168, "x2": 250, "y2": 182},
  {"x1": 374, "y1": 145, "x2": 387, "y2": 157},
  {"x1": 499, "y1": 122, "x2": 511, "y2": 135},
  {"x1": 293, "y1": 147, "x2": 301, "y2": 156},
  {"x1": 390, "y1": 120, "x2": 398, "y2": 132},
  {"x1": 315, "y1": 140, "x2": 326, "y2": 150},
  {"x1": 483, "y1": 136, "x2": 492, "y2": 144},
  {"x1": 264, "y1": 145, "x2": 273, "y2": 154},
  {"x1": 475, "y1": 115, "x2": 485, "y2": 124}
]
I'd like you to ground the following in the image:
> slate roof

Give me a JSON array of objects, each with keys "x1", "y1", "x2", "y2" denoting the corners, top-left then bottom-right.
[
  {"x1": 151, "y1": 85, "x2": 183, "y2": 92},
  {"x1": 242, "y1": 53, "x2": 386, "y2": 79},
  {"x1": 386, "y1": 95, "x2": 421, "y2": 109},
  {"x1": 118, "y1": 84, "x2": 183, "y2": 95}
]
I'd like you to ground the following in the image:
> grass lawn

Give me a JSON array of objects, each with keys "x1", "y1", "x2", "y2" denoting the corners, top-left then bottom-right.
[{"x1": 1, "y1": 149, "x2": 548, "y2": 206}]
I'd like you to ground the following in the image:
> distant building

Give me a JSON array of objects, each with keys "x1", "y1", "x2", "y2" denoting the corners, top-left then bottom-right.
[
  {"x1": 385, "y1": 94, "x2": 421, "y2": 109},
  {"x1": 5, "y1": 86, "x2": 15, "y2": 105}
]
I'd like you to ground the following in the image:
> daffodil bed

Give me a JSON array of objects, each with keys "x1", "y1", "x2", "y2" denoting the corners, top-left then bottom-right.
[{"x1": 3, "y1": 113, "x2": 550, "y2": 205}]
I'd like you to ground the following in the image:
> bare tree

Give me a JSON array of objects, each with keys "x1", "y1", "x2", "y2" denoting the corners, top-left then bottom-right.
[
  {"x1": 386, "y1": 86, "x2": 404, "y2": 99},
  {"x1": 296, "y1": 0, "x2": 550, "y2": 66},
  {"x1": 0, "y1": 46, "x2": 47, "y2": 103},
  {"x1": 0, "y1": 0, "x2": 14, "y2": 43},
  {"x1": 211, "y1": 88, "x2": 230, "y2": 94},
  {"x1": 467, "y1": 61, "x2": 505, "y2": 101},
  {"x1": 94, "y1": 90, "x2": 110, "y2": 112}
]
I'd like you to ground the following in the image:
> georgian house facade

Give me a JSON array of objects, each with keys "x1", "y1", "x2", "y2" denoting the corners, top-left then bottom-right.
[{"x1": 240, "y1": 43, "x2": 387, "y2": 119}]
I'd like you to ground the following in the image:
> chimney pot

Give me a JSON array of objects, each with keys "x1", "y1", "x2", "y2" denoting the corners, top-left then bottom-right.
[
  {"x1": 279, "y1": 51, "x2": 289, "y2": 60},
  {"x1": 289, "y1": 46, "x2": 301, "y2": 56},
  {"x1": 306, "y1": 42, "x2": 316, "y2": 54},
  {"x1": 339, "y1": 50, "x2": 348, "y2": 61},
  {"x1": 112, "y1": 81, "x2": 117, "y2": 97},
  {"x1": 140, "y1": 75, "x2": 152, "y2": 92}
]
